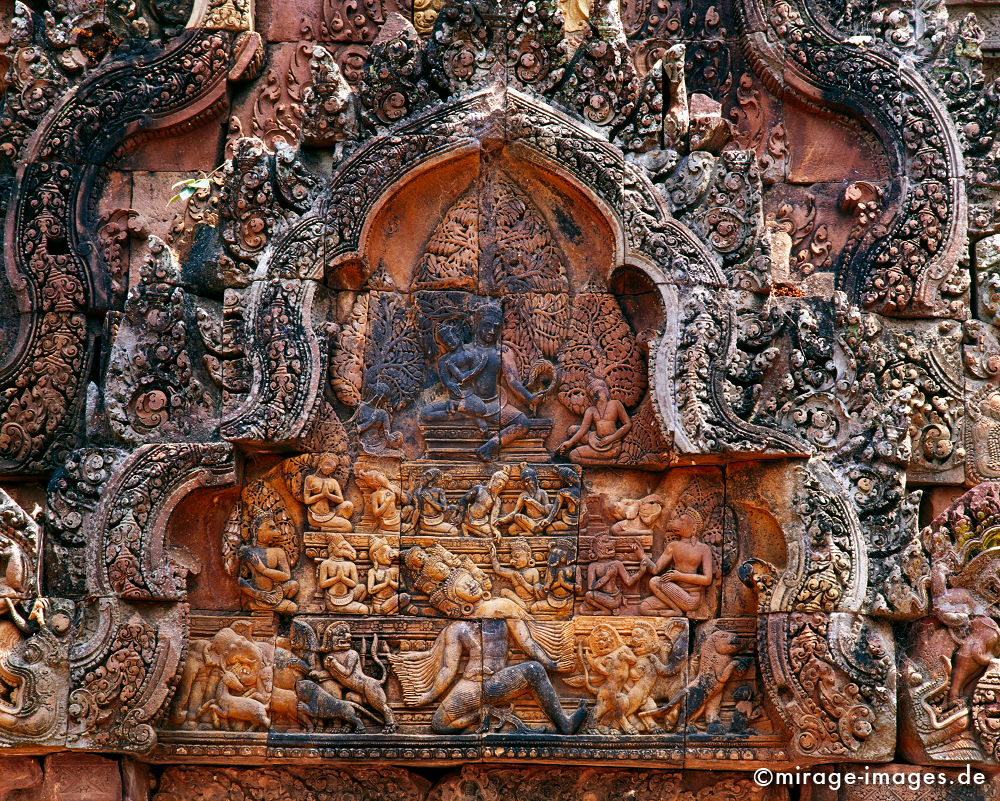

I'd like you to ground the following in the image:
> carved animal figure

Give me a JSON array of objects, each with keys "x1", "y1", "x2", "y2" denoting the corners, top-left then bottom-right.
[
  {"x1": 269, "y1": 646, "x2": 311, "y2": 728},
  {"x1": 199, "y1": 654, "x2": 272, "y2": 732},
  {"x1": 655, "y1": 629, "x2": 751, "y2": 734},
  {"x1": 294, "y1": 678, "x2": 379, "y2": 732},
  {"x1": 317, "y1": 622, "x2": 397, "y2": 730},
  {"x1": 172, "y1": 622, "x2": 273, "y2": 731},
  {"x1": 529, "y1": 537, "x2": 577, "y2": 618}
]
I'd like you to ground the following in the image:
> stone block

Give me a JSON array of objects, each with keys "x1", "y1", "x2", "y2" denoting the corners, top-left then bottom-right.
[
  {"x1": 0, "y1": 757, "x2": 42, "y2": 801},
  {"x1": 38, "y1": 754, "x2": 121, "y2": 801}
]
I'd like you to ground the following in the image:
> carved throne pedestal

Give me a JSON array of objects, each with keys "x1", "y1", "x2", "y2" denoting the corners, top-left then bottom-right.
[{"x1": 418, "y1": 419, "x2": 553, "y2": 461}]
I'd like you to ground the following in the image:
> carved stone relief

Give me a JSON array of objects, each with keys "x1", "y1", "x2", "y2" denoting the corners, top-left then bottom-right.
[{"x1": 1, "y1": 0, "x2": 1000, "y2": 795}]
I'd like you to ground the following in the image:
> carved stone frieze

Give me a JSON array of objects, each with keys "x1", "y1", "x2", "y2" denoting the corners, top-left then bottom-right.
[{"x1": 0, "y1": 0, "x2": 998, "y2": 788}]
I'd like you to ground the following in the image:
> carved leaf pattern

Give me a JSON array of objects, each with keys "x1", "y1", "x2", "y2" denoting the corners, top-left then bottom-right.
[
  {"x1": 482, "y1": 174, "x2": 568, "y2": 294},
  {"x1": 412, "y1": 189, "x2": 479, "y2": 291},
  {"x1": 364, "y1": 291, "x2": 424, "y2": 411},
  {"x1": 558, "y1": 288, "x2": 647, "y2": 415},
  {"x1": 502, "y1": 293, "x2": 570, "y2": 381},
  {"x1": 331, "y1": 293, "x2": 369, "y2": 407}
]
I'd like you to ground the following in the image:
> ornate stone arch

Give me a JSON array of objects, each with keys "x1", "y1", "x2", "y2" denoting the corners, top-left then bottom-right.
[
  {"x1": 0, "y1": 0, "x2": 262, "y2": 473},
  {"x1": 740, "y1": 0, "x2": 970, "y2": 318}
]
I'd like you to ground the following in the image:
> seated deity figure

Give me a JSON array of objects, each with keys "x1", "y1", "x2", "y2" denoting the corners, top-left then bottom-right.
[
  {"x1": 367, "y1": 536, "x2": 409, "y2": 614},
  {"x1": 355, "y1": 381, "x2": 404, "y2": 458},
  {"x1": 356, "y1": 469, "x2": 403, "y2": 534},
  {"x1": 529, "y1": 537, "x2": 578, "y2": 618},
  {"x1": 488, "y1": 539, "x2": 539, "y2": 608},
  {"x1": 409, "y1": 468, "x2": 458, "y2": 537},
  {"x1": 459, "y1": 465, "x2": 512, "y2": 539},
  {"x1": 557, "y1": 378, "x2": 632, "y2": 464},
  {"x1": 582, "y1": 532, "x2": 646, "y2": 614},
  {"x1": 237, "y1": 514, "x2": 299, "y2": 614},
  {"x1": 434, "y1": 323, "x2": 490, "y2": 433},
  {"x1": 390, "y1": 543, "x2": 587, "y2": 735},
  {"x1": 303, "y1": 455, "x2": 354, "y2": 532},
  {"x1": 497, "y1": 465, "x2": 551, "y2": 537},
  {"x1": 637, "y1": 510, "x2": 714, "y2": 617},
  {"x1": 317, "y1": 532, "x2": 369, "y2": 615},
  {"x1": 420, "y1": 302, "x2": 545, "y2": 461},
  {"x1": 544, "y1": 465, "x2": 581, "y2": 533}
]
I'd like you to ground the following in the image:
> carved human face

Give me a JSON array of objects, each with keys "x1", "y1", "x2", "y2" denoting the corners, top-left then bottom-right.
[
  {"x1": 589, "y1": 624, "x2": 620, "y2": 657},
  {"x1": 629, "y1": 624, "x2": 658, "y2": 655},
  {"x1": 439, "y1": 325, "x2": 461, "y2": 351},
  {"x1": 370, "y1": 382, "x2": 390, "y2": 404},
  {"x1": 488, "y1": 471, "x2": 509, "y2": 492},
  {"x1": 477, "y1": 315, "x2": 500, "y2": 345},
  {"x1": 453, "y1": 571, "x2": 485, "y2": 604},
  {"x1": 318, "y1": 455, "x2": 337, "y2": 475},
  {"x1": 664, "y1": 513, "x2": 695, "y2": 539},
  {"x1": 510, "y1": 545, "x2": 531, "y2": 568},
  {"x1": 549, "y1": 542, "x2": 573, "y2": 565},
  {"x1": 256, "y1": 519, "x2": 280, "y2": 545},
  {"x1": 558, "y1": 467, "x2": 578, "y2": 488},
  {"x1": 426, "y1": 560, "x2": 451, "y2": 582},
  {"x1": 588, "y1": 380, "x2": 610, "y2": 403},
  {"x1": 594, "y1": 535, "x2": 615, "y2": 559},
  {"x1": 371, "y1": 541, "x2": 396, "y2": 565},
  {"x1": 987, "y1": 392, "x2": 1000, "y2": 420}
]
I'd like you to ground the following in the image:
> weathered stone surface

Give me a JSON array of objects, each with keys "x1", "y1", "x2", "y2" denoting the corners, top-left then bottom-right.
[
  {"x1": 37, "y1": 754, "x2": 122, "y2": 801},
  {"x1": 0, "y1": 757, "x2": 42, "y2": 800},
  {"x1": 1, "y1": 0, "x2": 999, "y2": 793}
]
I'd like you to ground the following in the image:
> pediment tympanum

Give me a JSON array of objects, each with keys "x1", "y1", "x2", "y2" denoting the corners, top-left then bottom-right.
[{"x1": 2, "y1": 0, "x2": 1000, "y2": 796}]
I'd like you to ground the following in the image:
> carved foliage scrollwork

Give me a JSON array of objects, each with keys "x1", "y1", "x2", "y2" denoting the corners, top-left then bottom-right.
[
  {"x1": 1, "y1": 13, "x2": 260, "y2": 472},
  {"x1": 68, "y1": 608, "x2": 164, "y2": 750},
  {"x1": 741, "y1": 468, "x2": 895, "y2": 760},
  {"x1": 104, "y1": 237, "x2": 219, "y2": 444},
  {"x1": 86, "y1": 443, "x2": 236, "y2": 600},
  {"x1": 742, "y1": 0, "x2": 970, "y2": 317}
]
